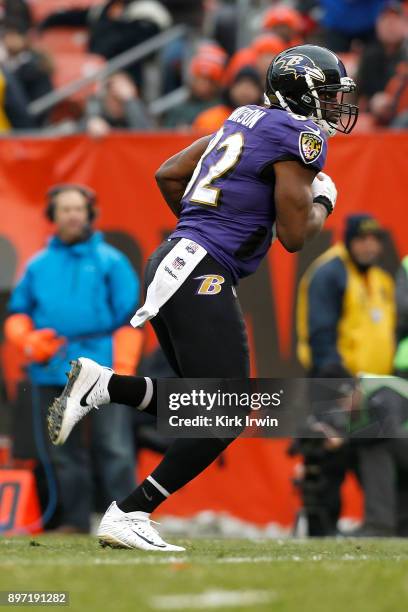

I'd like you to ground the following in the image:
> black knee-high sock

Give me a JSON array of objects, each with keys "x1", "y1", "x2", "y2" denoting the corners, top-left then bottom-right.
[
  {"x1": 107, "y1": 375, "x2": 157, "y2": 416},
  {"x1": 118, "y1": 437, "x2": 234, "y2": 514}
]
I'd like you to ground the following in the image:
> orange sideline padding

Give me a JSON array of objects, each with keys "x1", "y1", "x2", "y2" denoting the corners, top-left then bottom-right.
[
  {"x1": 1, "y1": 131, "x2": 408, "y2": 525},
  {"x1": 0, "y1": 470, "x2": 42, "y2": 534}
]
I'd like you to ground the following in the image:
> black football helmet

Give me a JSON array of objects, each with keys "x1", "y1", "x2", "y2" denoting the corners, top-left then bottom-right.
[{"x1": 265, "y1": 44, "x2": 359, "y2": 136}]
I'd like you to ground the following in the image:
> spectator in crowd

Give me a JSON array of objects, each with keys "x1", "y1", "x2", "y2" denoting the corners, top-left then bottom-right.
[
  {"x1": 318, "y1": 0, "x2": 392, "y2": 52},
  {"x1": 292, "y1": 374, "x2": 408, "y2": 537},
  {"x1": 224, "y1": 34, "x2": 286, "y2": 90},
  {"x1": 295, "y1": 214, "x2": 396, "y2": 535},
  {"x1": 196, "y1": 40, "x2": 228, "y2": 65},
  {"x1": 2, "y1": 20, "x2": 53, "y2": 126},
  {"x1": 161, "y1": 38, "x2": 227, "y2": 97},
  {"x1": 161, "y1": 0, "x2": 204, "y2": 28},
  {"x1": 193, "y1": 65, "x2": 263, "y2": 132},
  {"x1": 216, "y1": 6, "x2": 301, "y2": 92},
  {"x1": 252, "y1": 33, "x2": 288, "y2": 80},
  {"x1": 297, "y1": 214, "x2": 395, "y2": 377},
  {"x1": 386, "y1": 61, "x2": 408, "y2": 127},
  {"x1": 0, "y1": 0, "x2": 32, "y2": 32},
  {"x1": 357, "y1": 2, "x2": 408, "y2": 108},
  {"x1": 350, "y1": 375, "x2": 408, "y2": 537},
  {"x1": 395, "y1": 254, "x2": 408, "y2": 376},
  {"x1": 262, "y1": 5, "x2": 304, "y2": 46},
  {"x1": 368, "y1": 61, "x2": 408, "y2": 127},
  {"x1": 162, "y1": 53, "x2": 224, "y2": 128},
  {"x1": 39, "y1": 0, "x2": 172, "y2": 86},
  {"x1": 83, "y1": 71, "x2": 153, "y2": 136},
  {"x1": 0, "y1": 66, "x2": 33, "y2": 131},
  {"x1": 208, "y1": 0, "x2": 239, "y2": 56},
  {"x1": 5, "y1": 184, "x2": 141, "y2": 533},
  {"x1": 159, "y1": 1, "x2": 207, "y2": 95}
]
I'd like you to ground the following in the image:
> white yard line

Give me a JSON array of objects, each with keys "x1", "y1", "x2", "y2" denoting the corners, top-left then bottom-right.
[
  {"x1": 151, "y1": 589, "x2": 276, "y2": 609},
  {"x1": 0, "y1": 553, "x2": 387, "y2": 567}
]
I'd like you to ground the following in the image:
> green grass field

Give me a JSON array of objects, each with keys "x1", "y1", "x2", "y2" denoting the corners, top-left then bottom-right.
[{"x1": 1, "y1": 536, "x2": 408, "y2": 612}]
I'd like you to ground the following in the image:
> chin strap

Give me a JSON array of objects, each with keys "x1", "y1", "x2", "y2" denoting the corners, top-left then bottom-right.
[
  {"x1": 305, "y1": 74, "x2": 322, "y2": 119},
  {"x1": 275, "y1": 90, "x2": 290, "y2": 111},
  {"x1": 304, "y1": 74, "x2": 338, "y2": 137},
  {"x1": 266, "y1": 87, "x2": 337, "y2": 138}
]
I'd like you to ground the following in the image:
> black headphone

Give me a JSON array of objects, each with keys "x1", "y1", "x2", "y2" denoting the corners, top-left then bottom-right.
[{"x1": 45, "y1": 184, "x2": 97, "y2": 222}]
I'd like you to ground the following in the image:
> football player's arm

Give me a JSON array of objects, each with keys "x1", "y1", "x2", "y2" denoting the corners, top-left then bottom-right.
[
  {"x1": 274, "y1": 161, "x2": 328, "y2": 253},
  {"x1": 155, "y1": 135, "x2": 212, "y2": 217}
]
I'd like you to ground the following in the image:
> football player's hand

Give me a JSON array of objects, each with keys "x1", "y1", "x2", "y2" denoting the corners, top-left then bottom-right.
[
  {"x1": 24, "y1": 329, "x2": 66, "y2": 363},
  {"x1": 312, "y1": 172, "x2": 337, "y2": 215}
]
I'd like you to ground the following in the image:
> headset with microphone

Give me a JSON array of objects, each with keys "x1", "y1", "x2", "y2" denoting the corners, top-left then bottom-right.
[{"x1": 45, "y1": 184, "x2": 97, "y2": 223}]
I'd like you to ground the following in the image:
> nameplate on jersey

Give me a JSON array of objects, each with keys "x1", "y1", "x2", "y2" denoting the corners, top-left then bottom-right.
[
  {"x1": 228, "y1": 106, "x2": 266, "y2": 129},
  {"x1": 299, "y1": 130, "x2": 324, "y2": 164}
]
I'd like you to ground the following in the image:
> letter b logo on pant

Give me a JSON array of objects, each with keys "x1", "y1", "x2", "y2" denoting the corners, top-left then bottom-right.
[{"x1": 195, "y1": 275, "x2": 225, "y2": 295}]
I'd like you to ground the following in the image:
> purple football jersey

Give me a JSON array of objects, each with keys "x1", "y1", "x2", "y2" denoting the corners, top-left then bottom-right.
[{"x1": 170, "y1": 105, "x2": 328, "y2": 281}]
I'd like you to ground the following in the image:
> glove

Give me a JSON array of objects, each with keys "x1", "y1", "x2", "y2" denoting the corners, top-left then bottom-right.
[
  {"x1": 4, "y1": 314, "x2": 65, "y2": 363},
  {"x1": 24, "y1": 329, "x2": 66, "y2": 363},
  {"x1": 312, "y1": 172, "x2": 337, "y2": 215}
]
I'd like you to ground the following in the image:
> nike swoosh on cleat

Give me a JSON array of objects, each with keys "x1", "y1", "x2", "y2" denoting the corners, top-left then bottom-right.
[
  {"x1": 80, "y1": 376, "x2": 101, "y2": 407},
  {"x1": 130, "y1": 529, "x2": 167, "y2": 548}
]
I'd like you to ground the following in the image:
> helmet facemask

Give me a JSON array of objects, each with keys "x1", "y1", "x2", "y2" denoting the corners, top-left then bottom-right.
[{"x1": 300, "y1": 75, "x2": 359, "y2": 136}]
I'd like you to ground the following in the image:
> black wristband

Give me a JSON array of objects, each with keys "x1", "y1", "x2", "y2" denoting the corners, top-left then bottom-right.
[{"x1": 313, "y1": 195, "x2": 333, "y2": 216}]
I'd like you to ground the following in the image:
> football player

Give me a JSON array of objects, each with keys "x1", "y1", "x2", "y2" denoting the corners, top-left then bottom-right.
[{"x1": 47, "y1": 45, "x2": 358, "y2": 551}]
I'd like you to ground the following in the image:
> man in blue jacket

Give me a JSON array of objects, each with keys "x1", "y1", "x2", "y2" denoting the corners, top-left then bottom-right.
[{"x1": 6, "y1": 184, "x2": 140, "y2": 532}]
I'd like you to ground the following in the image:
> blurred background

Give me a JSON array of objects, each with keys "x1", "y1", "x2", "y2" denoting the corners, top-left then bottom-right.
[{"x1": 1, "y1": 0, "x2": 408, "y2": 540}]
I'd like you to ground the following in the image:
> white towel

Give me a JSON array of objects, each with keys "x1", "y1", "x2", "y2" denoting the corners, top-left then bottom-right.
[{"x1": 131, "y1": 238, "x2": 207, "y2": 328}]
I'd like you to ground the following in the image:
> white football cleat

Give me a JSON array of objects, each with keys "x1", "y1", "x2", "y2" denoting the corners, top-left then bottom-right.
[
  {"x1": 97, "y1": 502, "x2": 185, "y2": 552},
  {"x1": 47, "y1": 357, "x2": 113, "y2": 445}
]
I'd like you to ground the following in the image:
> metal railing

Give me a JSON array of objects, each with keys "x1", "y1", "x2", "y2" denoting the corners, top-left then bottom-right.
[
  {"x1": 149, "y1": 86, "x2": 189, "y2": 117},
  {"x1": 28, "y1": 24, "x2": 188, "y2": 117}
]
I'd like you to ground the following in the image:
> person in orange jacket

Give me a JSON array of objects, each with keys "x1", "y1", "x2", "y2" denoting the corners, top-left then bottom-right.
[
  {"x1": 162, "y1": 52, "x2": 225, "y2": 128},
  {"x1": 262, "y1": 5, "x2": 304, "y2": 46},
  {"x1": 224, "y1": 33, "x2": 287, "y2": 87},
  {"x1": 194, "y1": 65, "x2": 264, "y2": 133},
  {"x1": 5, "y1": 184, "x2": 143, "y2": 532}
]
